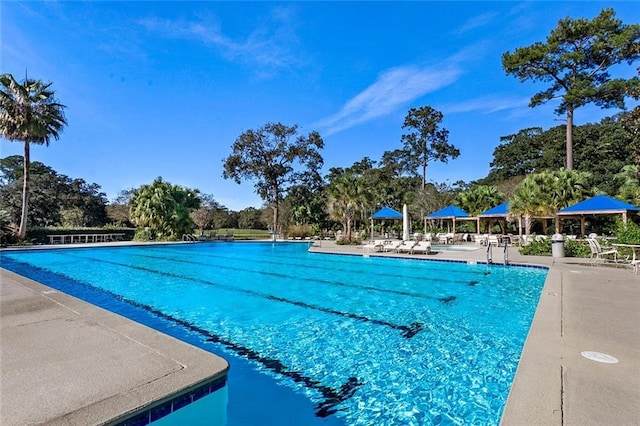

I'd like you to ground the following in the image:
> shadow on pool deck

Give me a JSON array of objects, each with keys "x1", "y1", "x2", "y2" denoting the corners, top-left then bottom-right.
[{"x1": 309, "y1": 241, "x2": 640, "y2": 425}]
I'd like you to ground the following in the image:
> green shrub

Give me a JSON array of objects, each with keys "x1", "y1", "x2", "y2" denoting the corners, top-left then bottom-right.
[
  {"x1": 0, "y1": 210, "x2": 18, "y2": 246},
  {"x1": 336, "y1": 237, "x2": 362, "y2": 245},
  {"x1": 615, "y1": 218, "x2": 640, "y2": 244},
  {"x1": 564, "y1": 239, "x2": 591, "y2": 258},
  {"x1": 519, "y1": 238, "x2": 551, "y2": 256},
  {"x1": 612, "y1": 219, "x2": 640, "y2": 259},
  {"x1": 134, "y1": 227, "x2": 154, "y2": 241},
  {"x1": 287, "y1": 224, "x2": 313, "y2": 238}
]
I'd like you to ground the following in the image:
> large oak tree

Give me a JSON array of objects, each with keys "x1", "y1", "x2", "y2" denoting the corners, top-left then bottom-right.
[{"x1": 223, "y1": 122, "x2": 324, "y2": 235}]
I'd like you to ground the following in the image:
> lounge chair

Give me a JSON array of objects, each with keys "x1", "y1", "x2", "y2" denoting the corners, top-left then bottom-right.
[
  {"x1": 474, "y1": 234, "x2": 488, "y2": 245},
  {"x1": 487, "y1": 235, "x2": 500, "y2": 246},
  {"x1": 586, "y1": 238, "x2": 618, "y2": 264},
  {"x1": 411, "y1": 241, "x2": 431, "y2": 255},
  {"x1": 396, "y1": 241, "x2": 417, "y2": 253},
  {"x1": 383, "y1": 240, "x2": 402, "y2": 252},
  {"x1": 363, "y1": 240, "x2": 385, "y2": 252},
  {"x1": 438, "y1": 233, "x2": 453, "y2": 244}
]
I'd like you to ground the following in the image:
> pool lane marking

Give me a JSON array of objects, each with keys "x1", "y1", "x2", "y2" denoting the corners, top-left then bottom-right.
[
  {"x1": 0, "y1": 257, "x2": 361, "y2": 418},
  {"x1": 143, "y1": 244, "x2": 492, "y2": 279},
  {"x1": 141, "y1": 246, "x2": 482, "y2": 288},
  {"x1": 129, "y1": 252, "x2": 461, "y2": 303},
  {"x1": 57, "y1": 252, "x2": 425, "y2": 339}
]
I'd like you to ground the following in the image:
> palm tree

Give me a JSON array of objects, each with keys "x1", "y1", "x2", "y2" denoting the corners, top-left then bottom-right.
[
  {"x1": 532, "y1": 168, "x2": 591, "y2": 233},
  {"x1": 510, "y1": 169, "x2": 591, "y2": 235},
  {"x1": 0, "y1": 73, "x2": 67, "y2": 239},
  {"x1": 614, "y1": 165, "x2": 640, "y2": 206},
  {"x1": 456, "y1": 185, "x2": 505, "y2": 216},
  {"x1": 510, "y1": 176, "x2": 550, "y2": 236},
  {"x1": 326, "y1": 173, "x2": 370, "y2": 242}
]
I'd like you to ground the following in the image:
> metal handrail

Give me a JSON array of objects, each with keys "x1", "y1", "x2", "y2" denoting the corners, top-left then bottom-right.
[
  {"x1": 486, "y1": 243, "x2": 492, "y2": 264},
  {"x1": 503, "y1": 241, "x2": 509, "y2": 265}
]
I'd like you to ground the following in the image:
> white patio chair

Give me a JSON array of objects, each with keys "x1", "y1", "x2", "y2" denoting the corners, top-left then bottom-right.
[{"x1": 586, "y1": 238, "x2": 618, "y2": 265}]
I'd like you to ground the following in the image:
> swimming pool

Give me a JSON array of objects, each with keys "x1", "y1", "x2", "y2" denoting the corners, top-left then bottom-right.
[{"x1": 1, "y1": 242, "x2": 547, "y2": 425}]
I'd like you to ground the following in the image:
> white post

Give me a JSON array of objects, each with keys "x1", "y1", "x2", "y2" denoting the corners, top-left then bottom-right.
[{"x1": 402, "y1": 204, "x2": 410, "y2": 241}]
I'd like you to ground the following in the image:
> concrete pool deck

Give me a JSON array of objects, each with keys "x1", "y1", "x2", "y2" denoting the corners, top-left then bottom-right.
[
  {"x1": 1, "y1": 240, "x2": 638, "y2": 424},
  {"x1": 0, "y1": 267, "x2": 229, "y2": 425}
]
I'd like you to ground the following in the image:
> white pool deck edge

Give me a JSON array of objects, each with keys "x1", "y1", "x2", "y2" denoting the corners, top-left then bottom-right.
[{"x1": 1, "y1": 240, "x2": 639, "y2": 425}]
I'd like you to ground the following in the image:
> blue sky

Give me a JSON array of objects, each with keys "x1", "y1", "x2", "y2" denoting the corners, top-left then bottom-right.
[{"x1": 2, "y1": 2, "x2": 638, "y2": 211}]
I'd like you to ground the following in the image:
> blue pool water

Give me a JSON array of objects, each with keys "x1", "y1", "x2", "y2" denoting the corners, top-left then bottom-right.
[{"x1": 1, "y1": 242, "x2": 547, "y2": 425}]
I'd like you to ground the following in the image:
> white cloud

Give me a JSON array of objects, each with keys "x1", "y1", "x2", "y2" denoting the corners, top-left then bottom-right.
[
  {"x1": 443, "y1": 95, "x2": 530, "y2": 115},
  {"x1": 138, "y1": 6, "x2": 301, "y2": 70},
  {"x1": 313, "y1": 63, "x2": 462, "y2": 136},
  {"x1": 451, "y1": 12, "x2": 498, "y2": 35}
]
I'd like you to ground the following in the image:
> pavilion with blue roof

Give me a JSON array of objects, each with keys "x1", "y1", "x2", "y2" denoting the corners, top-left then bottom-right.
[
  {"x1": 479, "y1": 202, "x2": 510, "y2": 217},
  {"x1": 425, "y1": 205, "x2": 476, "y2": 233},
  {"x1": 478, "y1": 202, "x2": 512, "y2": 234},
  {"x1": 369, "y1": 206, "x2": 403, "y2": 238},
  {"x1": 557, "y1": 195, "x2": 639, "y2": 236},
  {"x1": 370, "y1": 206, "x2": 403, "y2": 220}
]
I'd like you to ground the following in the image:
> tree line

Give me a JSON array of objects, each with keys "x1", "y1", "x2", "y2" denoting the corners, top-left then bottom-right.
[{"x1": 1, "y1": 8, "x2": 638, "y2": 242}]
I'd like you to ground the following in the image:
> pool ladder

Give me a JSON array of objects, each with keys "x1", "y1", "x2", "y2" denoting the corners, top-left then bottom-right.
[{"x1": 486, "y1": 242, "x2": 509, "y2": 265}]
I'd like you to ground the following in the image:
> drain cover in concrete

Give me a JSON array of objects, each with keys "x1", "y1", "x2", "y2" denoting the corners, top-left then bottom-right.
[{"x1": 581, "y1": 351, "x2": 618, "y2": 364}]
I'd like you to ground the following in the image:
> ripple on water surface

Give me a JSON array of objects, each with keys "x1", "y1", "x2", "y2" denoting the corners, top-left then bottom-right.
[{"x1": 1, "y1": 243, "x2": 547, "y2": 425}]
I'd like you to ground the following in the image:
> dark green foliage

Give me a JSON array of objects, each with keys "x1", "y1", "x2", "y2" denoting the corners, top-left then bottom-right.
[
  {"x1": 287, "y1": 184, "x2": 328, "y2": 228},
  {"x1": 519, "y1": 239, "x2": 552, "y2": 256},
  {"x1": 238, "y1": 207, "x2": 266, "y2": 230},
  {"x1": 0, "y1": 155, "x2": 108, "y2": 229},
  {"x1": 0, "y1": 209, "x2": 17, "y2": 246},
  {"x1": 612, "y1": 219, "x2": 640, "y2": 259},
  {"x1": 455, "y1": 185, "x2": 505, "y2": 216},
  {"x1": 481, "y1": 115, "x2": 635, "y2": 196},
  {"x1": 106, "y1": 189, "x2": 135, "y2": 227}
]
